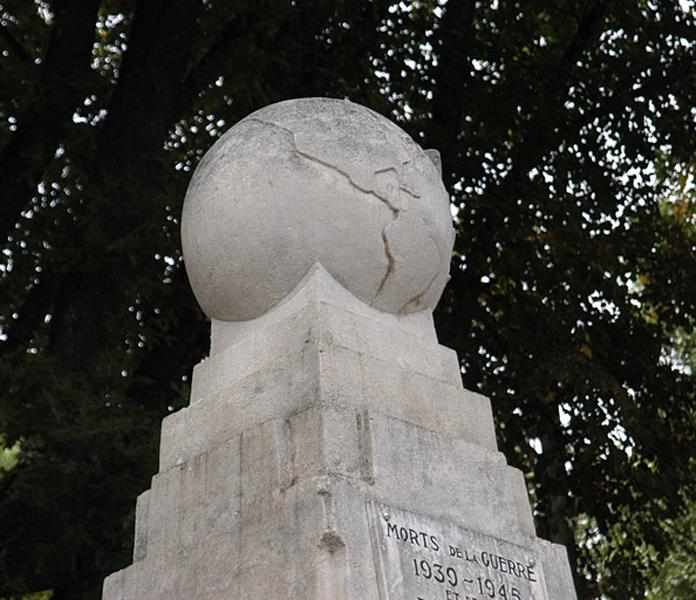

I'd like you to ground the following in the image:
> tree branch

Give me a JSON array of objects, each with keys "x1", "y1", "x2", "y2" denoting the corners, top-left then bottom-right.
[
  {"x1": 0, "y1": 21, "x2": 33, "y2": 63},
  {"x1": 94, "y1": 0, "x2": 200, "y2": 198}
]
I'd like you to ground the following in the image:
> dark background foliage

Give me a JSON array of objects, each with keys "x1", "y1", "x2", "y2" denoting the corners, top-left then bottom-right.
[{"x1": 0, "y1": 1, "x2": 694, "y2": 598}]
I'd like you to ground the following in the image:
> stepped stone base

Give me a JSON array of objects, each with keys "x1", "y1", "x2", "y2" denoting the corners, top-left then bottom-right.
[{"x1": 102, "y1": 266, "x2": 576, "y2": 599}]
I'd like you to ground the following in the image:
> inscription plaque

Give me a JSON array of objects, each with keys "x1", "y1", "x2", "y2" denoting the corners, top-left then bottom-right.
[{"x1": 367, "y1": 502, "x2": 548, "y2": 600}]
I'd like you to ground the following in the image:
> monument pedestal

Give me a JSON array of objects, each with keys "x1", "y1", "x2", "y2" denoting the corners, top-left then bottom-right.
[{"x1": 102, "y1": 266, "x2": 576, "y2": 599}]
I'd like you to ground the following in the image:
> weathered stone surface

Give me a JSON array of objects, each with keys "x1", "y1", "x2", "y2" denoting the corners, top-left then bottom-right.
[
  {"x1": 157, "y1": 267, "x2": 497, "y2": 472},
  {"x1": 132, "y1": 490, "x2": 150, "y2": 562},
  {"x1": 181, "y1": 98, "x2": 454, "y2": 321}
]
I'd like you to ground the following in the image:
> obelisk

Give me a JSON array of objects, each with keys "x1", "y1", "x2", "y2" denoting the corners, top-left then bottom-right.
[{"x1": 102, "y1": 98, "x2": 577, "y2": 599}]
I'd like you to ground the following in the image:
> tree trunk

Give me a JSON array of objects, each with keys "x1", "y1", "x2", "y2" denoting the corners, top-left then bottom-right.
[
  {"x1": 535, "y1": 403, "x2": 585, "y2": 595},
  {"x1": 0, "y1": 0, "x2": 101, "y2": 242},
  {"x1": 48, "y1": 0, "x2": 201, "y2": 373}
]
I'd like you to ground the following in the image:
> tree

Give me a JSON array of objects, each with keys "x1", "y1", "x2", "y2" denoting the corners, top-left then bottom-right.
[{"x1": 0, "y1": 1, "x2": 694, "y2": 598}]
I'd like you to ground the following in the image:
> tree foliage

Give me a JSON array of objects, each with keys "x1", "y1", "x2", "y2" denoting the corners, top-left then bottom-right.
[
  {"x1": 646, "y1": 498, "x2": 696, "y2": 599},
  {"x1": 0, "y1": 1, "x2": 694, "y2": 598}
]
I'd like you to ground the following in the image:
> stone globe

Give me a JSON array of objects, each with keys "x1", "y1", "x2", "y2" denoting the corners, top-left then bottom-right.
[{"x1": 181, "y1": 98, "x2": 455, "y2": 322}]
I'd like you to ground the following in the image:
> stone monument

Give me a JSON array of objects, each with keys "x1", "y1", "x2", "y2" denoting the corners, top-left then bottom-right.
[{"x1": 102, "y1": 98, "x2": 577, "y2": 599}]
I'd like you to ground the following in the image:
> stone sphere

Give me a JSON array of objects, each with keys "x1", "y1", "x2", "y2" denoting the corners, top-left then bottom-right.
[{"x1": 181, "y1": 98, "x2": 455, "y2": 322}]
